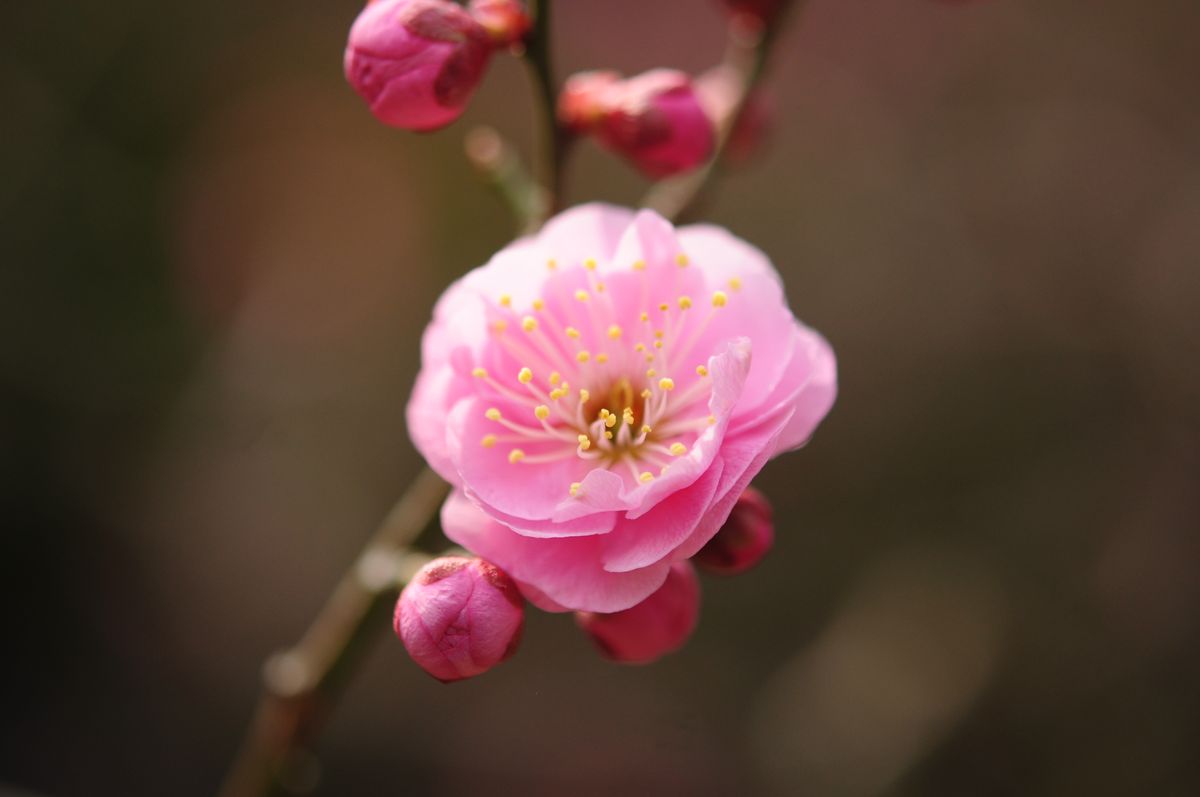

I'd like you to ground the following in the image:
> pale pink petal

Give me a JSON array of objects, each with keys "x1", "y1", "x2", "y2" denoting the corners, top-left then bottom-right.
[{"x1": 441, "y1": 490, "x2": 671, "y2": 613}]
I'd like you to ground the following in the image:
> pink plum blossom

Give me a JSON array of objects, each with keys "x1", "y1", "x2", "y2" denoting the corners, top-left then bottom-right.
[
  {"x1": 394, "y1": 556, "x2": 525, "y2": 682},
  {"x1": 344, "y1": 0, "x2": 493, "y2": 132},
  {"x1": 409, "y1": 204, "x2": 836, "y2": 613},
  {"x1": 576, "y1": 562, "x2": 701, "y2": 664}
]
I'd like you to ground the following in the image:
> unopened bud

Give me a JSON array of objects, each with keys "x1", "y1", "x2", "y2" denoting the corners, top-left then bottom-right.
[
  {"x1": 394, "y1": 556, "x2": 525, "y2": 682},
  {"x1": 575, "y1": 562, "x2": 700, "y2": 664},
  {"x1": 594, "y1": 70, "x2": 715, "y2": 178},
  {"x1": 556, "y1": 70, "x2": 622, "y2": 133},
  {"x1": 468, "y1": 0, "x2": 532, "y2": 47},
  {"x1": 344, "y1": 0, "x2": 493, "y2": 132},
  {"x1": 694, "y1": 486, "x2": 774, "y2": 575}
]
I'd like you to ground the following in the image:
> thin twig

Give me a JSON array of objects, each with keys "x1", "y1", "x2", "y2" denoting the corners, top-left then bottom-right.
[
  {"x1": 217, "y1": 467, "x2": 449, "y2": 797},
  {"x1": 643, "y1": 4, "x2": 800, "y2": 222},
  {"x1": 522, "y1": 0, "x2": 572, "y2": 221},
  {"x1": 465, "y1": 126, "x2": 548, "y2": 236}
]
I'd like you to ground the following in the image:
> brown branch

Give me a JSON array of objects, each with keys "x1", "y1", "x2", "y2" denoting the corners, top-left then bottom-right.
[{"x1": 217, "y1": 467, "x2": 449, "y2": 797}]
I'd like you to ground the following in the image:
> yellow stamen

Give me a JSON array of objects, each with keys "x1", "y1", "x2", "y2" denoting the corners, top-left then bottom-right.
[
  {"x1": 534, "y1": 405, "x2": 550, "y2": 420},
  {"x1": 492, "y1": 320, "x2": 508, "y2": 333},
  {"x1": 574, "y1": 289, "x2": 589, "y2": 302},
  {"x1": 640, "y1": 312, "x2": 649, "y2": 322},
  {"x1": 659, "y1": 378, "x2": 676, "y2": 391},
  {"x1": 532, "y1": 298, "x2": 546, "y2": 311},
  {"x1": 605, "y1": 431, "x2": 613, "y2": 439},
  {"x1": 565, "y1": 327, "x2": 581, "y2": 339},
  {"x1": 646, "y1": 369, "x2": 657, "y2": 378},
  {"x1": 654, "y1": 340, "x2": 664, "y2": 350},
  {"x1": 471, "y1": 367, "x2": 488, "y2": 379},
  {"x1": 584, "y1": 258, "x2": 597, "y2": 270},
  {"x1": 577, "y1": 434, "x2": 591, "y2": 451},
  {"x1": 570, "y1": 482, "x2": 582, "y2": 497},
  {"x1": 596, "y1": 353, "x2": 609, "y2": 363},
  {"x1": 508, "y1": 449, "x2": 525, "y2": 463},
  {"x1": 576, "y1": 351, "x2": 591, "y2": 363},
  {"x1": 548, "y1": 371, "x2": 561, "y2": 386},
  {"x1": 639, "y1": 471, "x2": 654, "y2": 482},
  {"x1": 518, "y1": 367, "x2": 533, "y2": 384},
  {"x1": 596, "y1": 282, "x2": 606, "y2": 293},
  {"x1": 634, "y1": 343, "x2": 646, "y2": 353},
  {"x1": 547, "y1": 259, "x2": 557, "y2": 270},
  {"x1": 675, "y1": 253, "x2": 689, "y2": 267},
  {"x1": 640, "y1": 389, "x2": 652, "y2": 399},
  {"x1": 669, "y1": 442, "x2": 687, "y2": 456},
  {"x1": 521, "y1": 316, "x2": 537, "y2": 332},
  {"x1": 481, "y1": 435, "x2": 497, "y2": 448},
  {"x1": 678, "y1": 296, "x2": 693, "y2": 310},
  {"x1": 632, "y1": 260, "x2": 646, "y2": 271},
  {"x1": 607, "y1": 325, "x2": 623, "y2": 339},
  {"x1": 498, "y1": 294, "x2": 512, "y2": 308},
  {"x1": 579, "y1": 389, "x2": 590, "y2": 403},
  {"x1": 549, "y1": 388, "x2": 567, "y2": 400},
  {"x1": 712, "y1": 291, "x2": 728, "y2": 307},
  {"x1": 659, "y1": 302, "x2": 669, "y2": 312},
  {"x1": 641, "y1": 424, "x2": 652, "y2": 434},
  {"x1": 729, "y1": 277, "x2": 742, "y2": 291},
  {"x1": 485, "y1": 408, "x2": 502, "y2": 421},
  {"x1": 707, "y1": 414, "x2": 716, "y2": 425},
  {"x1": 696, "y1": 365, "x2": 709, "y2": 377}
]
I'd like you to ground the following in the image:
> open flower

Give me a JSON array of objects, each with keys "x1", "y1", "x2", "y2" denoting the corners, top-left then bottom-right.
[{"x1": 409, "y1": 204, "x2": 836, "y2": 613}]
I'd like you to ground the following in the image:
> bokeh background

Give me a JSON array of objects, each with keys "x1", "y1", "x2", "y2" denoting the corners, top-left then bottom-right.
[{"x1": 3, "y1": 0, "x2": 1200, "y2": 795}]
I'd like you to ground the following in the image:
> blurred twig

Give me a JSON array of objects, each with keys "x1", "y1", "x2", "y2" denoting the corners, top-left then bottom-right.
[
  {"x1": 522, "y1": 0, "x2": 572, "y2": 222},
  {"x1": 217, "y1": 468, "x2": 449, "y2": 797},
  {"x1": 465, "y1": 126, "x2": 548, "y2": 236},
  {"x1": 643, "y1": 4, "x2": 801, "y2": 222}
]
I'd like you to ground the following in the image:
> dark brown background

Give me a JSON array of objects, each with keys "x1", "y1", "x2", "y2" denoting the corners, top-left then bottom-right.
[{"x1": 3, "y1": 1, "x2": 1199, "y2": 795}]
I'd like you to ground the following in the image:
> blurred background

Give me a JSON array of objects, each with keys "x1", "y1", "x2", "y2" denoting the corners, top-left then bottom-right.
[{"x1": 3, "y1": 0, "x2": 1199, "y2": 795}]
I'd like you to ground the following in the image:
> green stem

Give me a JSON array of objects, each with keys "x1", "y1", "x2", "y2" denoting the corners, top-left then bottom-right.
[{"x1": 217, "y1": 468, "x2": 449, "y2": 797}]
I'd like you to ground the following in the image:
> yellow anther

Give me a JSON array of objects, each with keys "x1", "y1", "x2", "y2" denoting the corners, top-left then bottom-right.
[
  {"x1": 678, "y1": 296, "x2": 693, "y2": 310},
  {"x1": 654, "y1": 330, "x2": 665, "y2": 339},
  {"x1": 729, "y1": 277, "x2": 742, "y2": 291},
  {"x1": 508, "y1": 449, "x2": 525, "y2": 463},
  {"x1": 712, "y1": 291, "x2": 728, "y2": 307},
  {"x1": 675, "y1": 253, "x2": 689, "y2": 267},
  {"x1": 659, "y1": 378, "x2": 676, "y2": 391},
  {"x1": 471, "y1": 367, "x2": 488, "y2": 378},
  {"x1": 596, "y1": 282, "x2": 606, "y2": 293},
  {"x1": 646, "y1": 368, "x2": 657, "y2": 378},
  {"x1": 485, "y1": 408, "x2": 502, "y2": 421},
  {"x1": 547, "y1": 258, "x2": 557, "y2": 270},
  {"x1": 481, "y1": 435, "x2": 497, "y2": 448},
  {"x1": 640, "y1": 311, "x2": 649, "y2": 322},
  {"x1": 632, "y1": 260, "x2": 646, "y2": 271},
  {"x1": 569, "y1": 482, "x2": 582, "y2": 497},
  {"x1": 605, "y1": 431, "x2": 614, "y2": 439},
  {"x1": 521, "y1": 316, "x2": 538, "y2": 332},
  {"x1": 579, "y1": 389, "x2": 590, "y2": 403},
  {"x1": 499, "y1": 294, "x2": 512, "y2": 308},
  {"x1": 659, "y1": 303, "x2": 669, "y2": 312},
  {"x1": 607, "y1": 325, "x2": 623, "y2": 339},
  {"x1": 707, "y1": 414, "x2": 717, "y2": 425},
  {"x1": 696, "y1": 365, "x2": 709, "y2": 377},
  {"x1": 623, "y1": 408, "x2": 635, "y2": 425},
  {"x1": 549, "y1": 371, "x2": 562, "y2": 386},
  {"x1": 576, "y1": 351, "x2": 591, "y2": 363},
  {"x1": 596, "y1": 353, "x2": 609, "y2": 364},
  {"x1": 534, "y1": 405, "x2": 550, "y2": 420},
  {"x1": 604, "y1": 413, "x2": 617, "y2": 429},
  {"x1": 654, "y1": 340, "x2": 664, "y2": 350},
  {"x1": 560, "y1": 381, "x2": 569, "y2": 389},
  {"x1": 640, "y1": 389, "x2": 652, "y2": 399},
  {"x1": 640, "y1": 424, "x2": 652, "y2": 434},
  {"x1": 549, "y1": 388, "x2": 567, "y2": 400},
  {"x1": 584, "y1": 258, "x2": 597, "y2": 270},
  {"x1": 634, "y1": 343, "x2": 646, "y2": 353},
  {"x1": 670, "y1": 442, "x2": 687, "y2": 456},
  {"x1": 565, "y1": 327, "x2": 581, "y2": 339},
  {"x1": 639, "y1": 471, "x2": 654, "y2": 482},
  {"x1": 646, "y1": 354, "x2": 656, "y2": 363},
  {"x1": 518, "y1": 367, "x2": 533, "y2": 384},
  {"x1": 574, "y1": 289, "x2": 589, "y2": 302},
  {"x1": 577, "y1": 434, "x2": 591, "y2": 451},
  {"x1": 492, "y1": 320, "x2": 508, "y2": 333},
  {"x1": 532, "y1": 298, "x2": 545, "y2": 311}
]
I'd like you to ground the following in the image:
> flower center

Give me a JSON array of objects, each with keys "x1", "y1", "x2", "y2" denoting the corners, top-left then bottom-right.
[{"x1": 473, "y1": 253, "x2": 738, "y2": 497}]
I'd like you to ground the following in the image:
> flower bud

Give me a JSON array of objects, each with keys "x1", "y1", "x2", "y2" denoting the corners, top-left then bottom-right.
[
  {"x1": 594, "y1": 70, "x2": 715, "y2": 178},
  {"x1": 394, "y1": 556, "x2": 524, "y2": 682},
  {"x1": 468, "y1": 0, "x2": 532, "y2": 47},
  {"x1": 556, "y1": 70, "x2": 622, "y2": 133},
  {"x1": 694, "y1": 486, "x2": 774, "y2": 575},
  {"x1": 575, "y1": 562, "x2": 700, "y2": 664},
  {"x1": 344, "y1": 0, "x2": 493, "y2": 132},
  {"x1": 719, "y1": 0, "x2": 788, "y2": 26}
]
